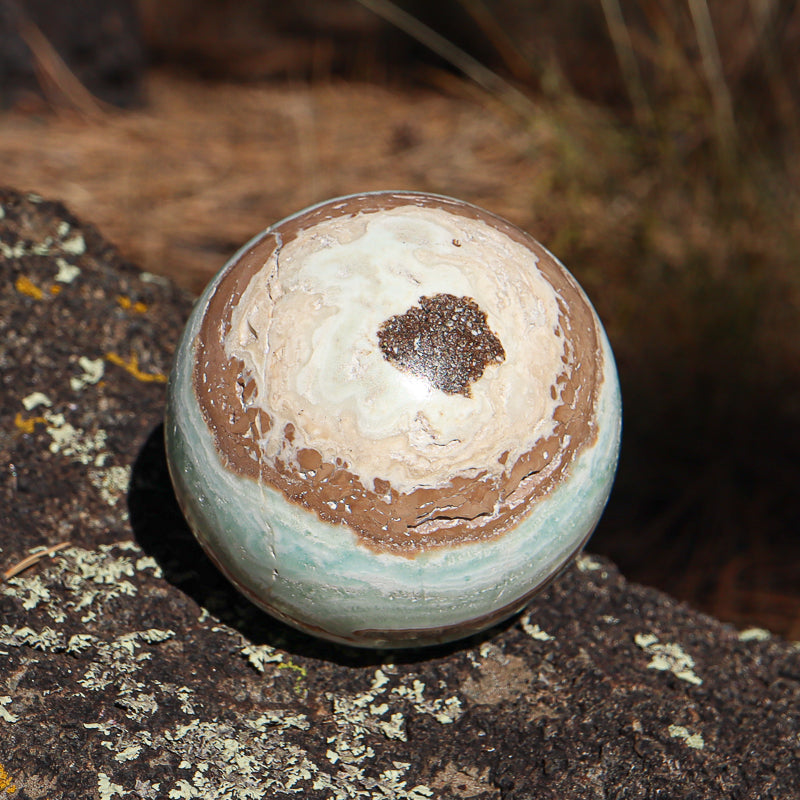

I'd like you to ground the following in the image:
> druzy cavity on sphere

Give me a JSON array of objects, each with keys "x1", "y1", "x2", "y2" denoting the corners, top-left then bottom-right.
[{"x1": 165, "y1": 191, "x2": 622, "y2": 648}]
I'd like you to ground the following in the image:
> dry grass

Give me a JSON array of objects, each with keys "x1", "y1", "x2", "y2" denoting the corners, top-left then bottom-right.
[
  {"x1": 0, "y1": 72, "x2": 552, "y2": 293},
  {"x1": 2, "y1": 0, "x2": 799, "y2": 638}
]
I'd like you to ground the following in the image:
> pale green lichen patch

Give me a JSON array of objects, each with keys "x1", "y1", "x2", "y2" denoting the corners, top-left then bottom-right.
[
  {"x1": 373, "y1": 765, "x2": 434, "y2": 799},
  {"x1": 85, "y1": 722, "x2": 112, "y2": 733},
  {"x1": 0, "y1": 696, "x2": 19, "y2": 724},
  {"x1": 1, "y1": 239, "x2": 26, "y2": 259},
  {"x1": 576, "y1": 553, "x2": 606, "y2": 575},
  {"x1": 61, "y1": 547, "x2": 138, "y2": 621},
  {"x1": 55, "y1": 258, "x2": 81, "y2": 283},
  {"x1": 44, "y1": 410, "x2": 109, "y2": 466},
  {"x1": 67, "y1": 633, "x2": 95, "y2": 653},
  {"x1": 1, "y1": 544, "x2": 161, "y2": 625},
  {"x1": 72, "y1": 630, "x2": 178, "y2": 724},
  {"x1": 635, "y1": 633, "x2": 703, "y2": 685},
  {"x1": 328, "y1": 684, "x2": 408, "y2": 745},
  {"x1": 98, "y1": 772, "x2": 125, "y2": 800},
  {"x1": 324, "y1": 666, "x2": 464, "y2": 774},
  {"x1": 1, "y1": 537, "x2": 447, "y2": 798},
  {"x1": 738, "y1": 627, "x2": 771, "y2": 642},
  {"x1": 140, "y1": 271, "x2": 170, "y2": 286},
  {"x1": 113, "y1": 744, "x2": 143, "y2": 762},
  {"x1": 154, "y1": 683, "x2": 197, "y2": 715},
  {"x1": 274, "y1": 667, "x2": 454, "y2": 797},
  {"x1": 0, "y1": 624, "x2": 63, "y2": 651},
  {"x1": 70, "y1": 355, "x2": 105, "y2": 392},
  {"x1": 21, "y1": 391, "x2": 52, "y2": 411},
  {"x1": 116, "y1": 692, "x2": 159, "y2": 722},
  {"x1": 0, "y1": 624, "x2": 174, "y2": 701},
  {"x1": 240, "y1": 642, "x2": 310, "y2": 694},
  {"x1": 122, "y1": 628, "x2": 176, "y2": 647},
  {"x1": 4, "y1": 216, "x2": 86, "y2": 283},
  {"x1": 61, "y1": 232, "x2": 86, "y2": 256},
  {"x1": 520, "y1": 612, "x2": 555, "y2": 641},
  {"x1": 160, "y1": 716, "x2": 319, "y2": 798},
  {"x1": 1, "y1": 573, "x2": 51, "y2": 612},
  {"x1": 134, "y1": 555, "x2": 163, "y2": 578},
  {"x1": 668, "y1": 724, "x2": 705, "y2": 750},
  {"x1": 1, "y1": 213, "x2": 84, "y2": 269},
  {"x1": 30, "y1": 237, "x2": 54, "y2": 256},
  {"x1": 391, "y1": 680, "x2": 463, "y2": 724},
  {"x1": 241, "y1": 642, "x2": 286, "y2": 672},
  {"x1": 89, "y1": 465, "x2": 131, "y2": 507}
]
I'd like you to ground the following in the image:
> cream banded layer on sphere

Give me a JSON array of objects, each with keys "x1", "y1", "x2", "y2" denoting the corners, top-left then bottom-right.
[{"x1": 166, "y1": 191, "x2": 622, "y2": 648}]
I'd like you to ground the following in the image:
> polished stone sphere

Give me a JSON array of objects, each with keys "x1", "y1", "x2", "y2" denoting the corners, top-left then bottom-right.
[{"x1": 165, "y1": 191, "x2": 621, "y2": 648}]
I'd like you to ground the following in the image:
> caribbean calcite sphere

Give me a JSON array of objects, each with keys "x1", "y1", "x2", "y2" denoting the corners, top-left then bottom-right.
[{"x1": 165, "y1": 191, "x2": 621, "y2": 648}]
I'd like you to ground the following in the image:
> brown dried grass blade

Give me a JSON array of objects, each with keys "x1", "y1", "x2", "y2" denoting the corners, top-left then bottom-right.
[
  {"x1": 454, "y1": 0, "x2": 538, "y2": 85},
  {"x1": 686, "y1": 0, "x2": 738, "y2": 164},
  {"x1": 9, "y1": 0, "x2": 108, "y2": 120},
  {"x1": 354, "y1": 0, "x2": 537, "y2": 118},
  {"x1": 3, "y1": 542, "x2": 72, "y2": 581},
  {"x1": 599, "y1": 0, "x2": 654, "y2": 129}
]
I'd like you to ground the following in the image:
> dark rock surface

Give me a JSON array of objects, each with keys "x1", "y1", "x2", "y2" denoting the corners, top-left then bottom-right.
[{"x1": 1, "y1": 187, "x2": 798, "y2": 799}]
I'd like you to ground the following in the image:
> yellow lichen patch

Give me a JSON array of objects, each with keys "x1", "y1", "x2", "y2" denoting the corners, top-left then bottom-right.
[
  {"x1": 241, "y1": 643, "x2": 308, "y2": 694},
  {"x1": 13, "y1": 275, "x2": 61, "y2": 299},
  {"x1": 278, "y1": 661, "x2": 308, "y2": 695},
  {"x1": 0, "y1": 763, "x2": 16, "y2": 794},
  {"x1": 14, "y1": 275, "x2": 43, "y2": 300},
  {"x1": 105, "y1": 352, "x2": 167, "y2": 383},
  {"x1": 13, "y1": 412, "x2": 46, "y2": 434},
  {"x1": 116, "y1": 295, "x2": 148, "y2": 314}
]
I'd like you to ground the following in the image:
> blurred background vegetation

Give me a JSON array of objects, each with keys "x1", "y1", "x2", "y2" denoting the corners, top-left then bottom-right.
[{"x1": 2, "y1": 0, "x2": 798, "y2": 637}]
